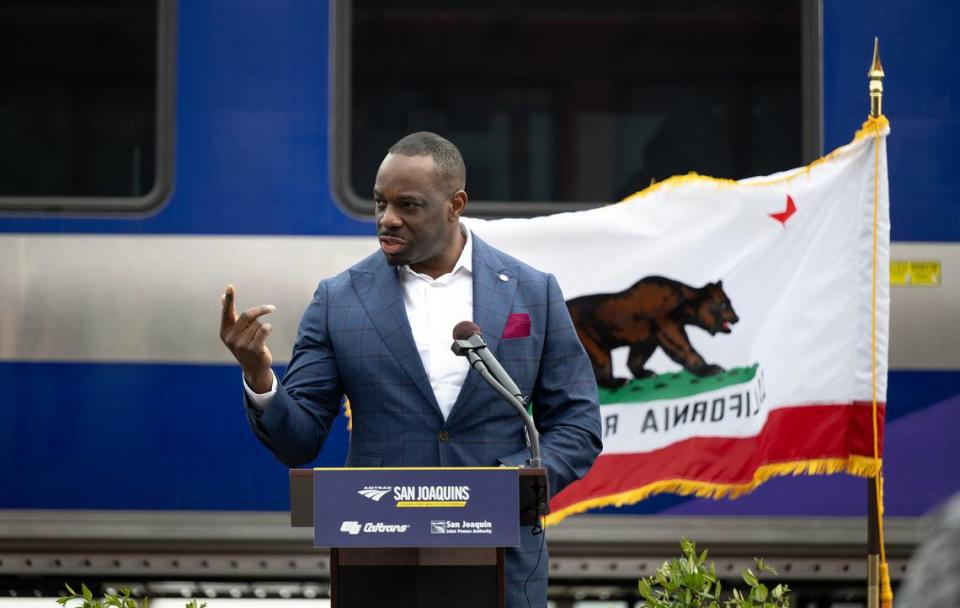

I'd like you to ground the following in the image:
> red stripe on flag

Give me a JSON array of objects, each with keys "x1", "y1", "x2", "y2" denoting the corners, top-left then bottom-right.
[{"x1": 551, "y1": 402, "x2": 885, "y2": 514}]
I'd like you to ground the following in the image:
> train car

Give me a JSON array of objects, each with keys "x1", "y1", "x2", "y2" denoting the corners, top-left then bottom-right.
[{"x1": 1, "y1": 0, "x2": 957, "y2": 605}]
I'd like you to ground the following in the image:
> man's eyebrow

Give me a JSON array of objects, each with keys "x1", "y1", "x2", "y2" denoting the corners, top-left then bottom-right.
[{"x1": 371, "y1": 190, "x2": 426, "y2": 204}]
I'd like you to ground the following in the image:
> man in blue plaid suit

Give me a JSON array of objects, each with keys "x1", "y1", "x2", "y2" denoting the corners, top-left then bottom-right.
[{"x1": 221, "y1": 132, "x2": 602, "y2": 608}]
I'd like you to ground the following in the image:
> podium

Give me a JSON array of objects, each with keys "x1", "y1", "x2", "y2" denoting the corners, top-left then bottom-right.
[{"x1": 290, "y1": 467, "x2": 548, "y2": 608}]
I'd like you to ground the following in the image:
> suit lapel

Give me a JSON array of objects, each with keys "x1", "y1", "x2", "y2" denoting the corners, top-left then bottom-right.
[
  {"x1": 448, "y1": 235, "x2": 518, "y2": 422},
  {"x1": 350, "y1": 258, "x2": 443, "y2": 418}
]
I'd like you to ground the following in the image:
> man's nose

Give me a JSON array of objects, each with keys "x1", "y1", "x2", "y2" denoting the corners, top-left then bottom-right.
[{"x1": 379, "y1": 204, "x2": 402, "y2": 228}]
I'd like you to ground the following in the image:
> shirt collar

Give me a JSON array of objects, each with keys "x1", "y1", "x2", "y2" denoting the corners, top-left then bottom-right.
[
  {"x1": 452, "y1": 226, "x2": 473, "y2": 274},
  {"x1": 400, "y1": 225, "x2": 473, "y2": 280}
]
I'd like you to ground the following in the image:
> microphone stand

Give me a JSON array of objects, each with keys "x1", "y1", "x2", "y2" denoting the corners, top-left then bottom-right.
[
  {"x1": 452, "y1": 333, "x2": 550, "y2": 522},
  {"x1": 466, "y1": 357, "x2": 542, "y2": 469},
  {"x1": 452, "y1": 339, "x2": 542, "y2": 469}
]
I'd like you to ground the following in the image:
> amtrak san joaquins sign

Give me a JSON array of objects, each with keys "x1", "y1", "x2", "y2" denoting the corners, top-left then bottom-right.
[{"x1": 312, "y1": 468, "x2": 520, "y2": 547}]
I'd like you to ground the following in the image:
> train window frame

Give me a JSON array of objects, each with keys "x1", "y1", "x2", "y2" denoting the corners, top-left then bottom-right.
[
  {"x1": 330, "y1": 0, "x2": 823, "y2": 219},
  {"x1": 0, "y1": 0, "x2": 177, "y2": 216}
]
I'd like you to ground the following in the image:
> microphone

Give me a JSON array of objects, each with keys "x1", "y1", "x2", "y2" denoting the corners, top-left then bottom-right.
[
  {"x1": 452, "y1": 321, "x2": 524, "y2": 401},
  {"x1": 451, "y1": 321, "x2": 542, "y2": 468}
]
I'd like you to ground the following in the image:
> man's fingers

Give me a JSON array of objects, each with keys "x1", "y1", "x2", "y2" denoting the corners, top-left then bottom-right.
[
  {"x1": 228, "y1": 304, "x2": 277, "y2": 341},
  {"x1": 220, "y1": 284, "x2": 239, "y2": 330},
  {"x1": 219, "y1": 283, "x2": 276, "y2": 347},
  {"x1": 233, "y1": 313, "x2": 266, "y2": 345},
  {"x1": 249, "y1": 322, "x2": 273, "y2": 351},
  {"x1": 237, "y1": 304, "x2": 276, "y2": 327}
]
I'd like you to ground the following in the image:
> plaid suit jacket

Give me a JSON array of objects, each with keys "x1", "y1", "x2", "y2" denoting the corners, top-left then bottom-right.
[{"x1": 246, "y1": 232, "x2": 602, "y2": 608}]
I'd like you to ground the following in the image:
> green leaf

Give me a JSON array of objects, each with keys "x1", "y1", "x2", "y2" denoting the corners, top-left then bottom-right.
[
  {"x1": 755, "y1": 583, "x2": 768, "y2": 602},
  {"x1": 756, "y1": 557, "x2": 778, "y2": 576},
  {"x1": 82, "y1": 584, "x2": 93, "y2": 602},
  {"x1": 742, "y1": 569, "x2": 758, "y2": 587},
  {"x1": 639, "y1": 578, "x2": 654, "y2": 600}
]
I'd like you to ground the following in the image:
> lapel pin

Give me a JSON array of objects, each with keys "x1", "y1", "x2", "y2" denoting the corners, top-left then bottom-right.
[{"x1": 498, "y1": 273, "x2": 509, "y2": 282}]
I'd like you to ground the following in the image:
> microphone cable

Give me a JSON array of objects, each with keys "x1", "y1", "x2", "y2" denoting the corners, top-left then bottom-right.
[{"x1": 523, "y1": 481, "x2": 547, "y2": 608}]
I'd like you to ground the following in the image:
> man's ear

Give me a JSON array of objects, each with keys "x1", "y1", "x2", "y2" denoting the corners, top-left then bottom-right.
[{"x1": 449, "y1": 190, "x2": 468, "y2": 220}]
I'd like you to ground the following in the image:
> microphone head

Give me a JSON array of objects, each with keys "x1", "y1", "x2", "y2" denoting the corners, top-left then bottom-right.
[{"x1": 453, "y1": 320, "x2": 482, "y2": 341}]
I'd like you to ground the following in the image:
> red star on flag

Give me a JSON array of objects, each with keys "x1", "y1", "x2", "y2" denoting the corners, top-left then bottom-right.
[{"x1": 770, "y1": 194, "x2": 797, "y2": 225}]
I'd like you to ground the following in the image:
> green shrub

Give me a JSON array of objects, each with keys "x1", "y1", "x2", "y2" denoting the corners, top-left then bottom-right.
[
  {"x1": 638, "y1": 538, "x2": 790, "y2": 608},
  {"x1": 57, "y1": 584, "x2": 206, "y2": 608}
]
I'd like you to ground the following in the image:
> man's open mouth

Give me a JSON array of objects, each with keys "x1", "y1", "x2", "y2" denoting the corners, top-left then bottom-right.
[{"x1": 379, "y1": 236, "x2": 406, "y2": 255}]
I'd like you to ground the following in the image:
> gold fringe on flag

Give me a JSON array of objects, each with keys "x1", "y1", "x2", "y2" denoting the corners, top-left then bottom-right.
[
  {"x1": 342, "y1": 397, "x2": 353, "y2": 432},
  {"x1": 616, "y1": 116, "x2": 889, "y2": 206},
  {"x1": 545, "y1": 455, "x2": 882, "y2": 526}
]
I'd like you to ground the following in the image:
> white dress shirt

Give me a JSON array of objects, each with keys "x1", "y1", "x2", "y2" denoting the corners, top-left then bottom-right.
[{"x1": 245, "y1": 229, "x2": 474, "y2": 421}]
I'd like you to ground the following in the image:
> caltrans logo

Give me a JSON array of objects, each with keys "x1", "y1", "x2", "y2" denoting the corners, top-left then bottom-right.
[
  {"x1": 339, "y1": 520, "x2": 410, "y2": 535},
  {"x1": 340, "y1": 521, "x2": 362, "y2": 535}
]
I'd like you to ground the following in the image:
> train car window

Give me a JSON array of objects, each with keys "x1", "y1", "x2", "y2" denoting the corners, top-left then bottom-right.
[
  {"x1": 333, "y1": 0, "x2": 820, "y2": 218},
  {"x1": 0, "y1": 0, "x2": 174, "y2": 214}
]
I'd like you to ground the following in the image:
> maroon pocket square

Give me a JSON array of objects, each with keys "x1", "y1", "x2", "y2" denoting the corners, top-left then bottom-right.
[{"x1": 502, "y1": 313, "x2": 531, "y2": 339}]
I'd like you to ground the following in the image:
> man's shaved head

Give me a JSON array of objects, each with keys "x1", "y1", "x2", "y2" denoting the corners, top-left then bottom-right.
[
  {"x1": 388, "y1": 131, "x2": 466, "y2": 191},
  {"x1": 375, "y1": 131, "x2": 469, "y2": 278}
]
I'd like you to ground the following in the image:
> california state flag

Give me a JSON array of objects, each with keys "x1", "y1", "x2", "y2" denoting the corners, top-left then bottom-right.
[{"x1": 467, "y1": 116, "x2": 890, "y2": 525}]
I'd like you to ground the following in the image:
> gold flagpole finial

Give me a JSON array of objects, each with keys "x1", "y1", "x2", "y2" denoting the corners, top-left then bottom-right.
[{"x1": 868, "y1": 37, "x2": 885, "y2": 118}]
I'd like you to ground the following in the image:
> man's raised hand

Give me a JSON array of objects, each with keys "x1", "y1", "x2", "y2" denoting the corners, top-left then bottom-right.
[{"x1": 219, "y1": 284, "x2": 276, "y2": 393}]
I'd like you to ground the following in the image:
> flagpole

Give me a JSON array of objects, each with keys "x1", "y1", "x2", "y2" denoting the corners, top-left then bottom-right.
[
  {"x1": 865, "y1": 36, "x2": 890, "y2": 608},
  {"x1": 867, "y1": 480, "x2": 880, "y2": 608}
]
